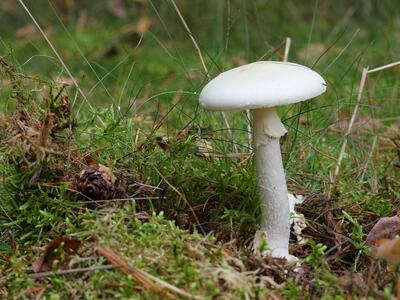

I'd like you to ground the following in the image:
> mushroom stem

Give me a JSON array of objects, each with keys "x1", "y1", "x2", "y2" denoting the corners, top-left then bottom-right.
[{"x1": 252, "y1": 107, "x2": 290, "y2": 258}]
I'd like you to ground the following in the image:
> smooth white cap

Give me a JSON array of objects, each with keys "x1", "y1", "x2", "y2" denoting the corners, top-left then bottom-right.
[{"x1": 199, "y1": 61, "x2": 326, "y2": 111}]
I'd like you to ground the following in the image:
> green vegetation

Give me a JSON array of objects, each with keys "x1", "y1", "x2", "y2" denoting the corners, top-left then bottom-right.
[{"x1": 1, "y1": 0, "x2": 399, "y2": 298}]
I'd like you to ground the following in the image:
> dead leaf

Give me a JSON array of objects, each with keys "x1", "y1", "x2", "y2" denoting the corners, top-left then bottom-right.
[
  {"x1": 32, "y1": 237, "x2": 81, "y2": 274},
  {"x1": 298, "y1": 114, "x2": 309, "y2": 125},
  {"x1": 337, "y1": 272, "x2": 369, "y2": 294},
  {"x1": 107, "y1": 0, "x2": 127, "y2": 19},
  {"x1": 356, "y1": 115, "x2": 383, "y2": 131},
  {"x1": 1, "y1": 0, "x2": 17, "y2": 16},
  {"x1": 16, "y1": 24, "x2": 36, "y2": 38},
  {"x1": 366, "y1": 215, "x2": 400, "y2": 246},
  {"x1": 329, "y1": 109, "x2": 351, "y2": 132},
  {"x1": 120, "y1": 17, "x2": 153, "y2": 36},
  {"x1": 98, "y1": 164, "x2": 117, "y2": 184},
  {"x1": 328, "y1": 109, "x2": 383, "y2": 133},
  {"x1": 135, "y1": 17, "x2": 153, "y2": 35},
  {"x1": 75, "y1": 10, "x2": 88, "y2": 34},
  {"x1": 155, "y1": 136, "x2": 170, "y2": 151},
  {"x1": 375, "y1": 238, "x2": 400, "y2": 270},
  {"x1": 231, "y1": 55, "x2": 247, "y2": 66},
  {"x1": 84, "y1": 156, "x2": 98, "y2": 165},
  {"x1": 16, "y1": 24, "x2": 52, "y2": 41}
]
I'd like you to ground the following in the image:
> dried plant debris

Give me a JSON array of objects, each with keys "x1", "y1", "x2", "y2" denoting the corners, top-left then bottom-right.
[
  {"x1": 0, "y1": 56, "x2": 72, "y2": 164},
  {"x1": 75, "y1": 164, "x2": 126, "y2": 201},
  {"x1": 32, "y1": 236, "x2": 81, "y2": 275},
  {"x1": 328, "y1": 108, "x2": 383, "y2": 133},
  {"x1": 92, "y1": 214, "x2": 269, "y2": 299}
]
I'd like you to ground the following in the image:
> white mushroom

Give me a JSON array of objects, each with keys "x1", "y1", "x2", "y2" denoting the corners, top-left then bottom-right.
[{"x1": 199, "y1": 61, "x2": 326, "y2": 260}]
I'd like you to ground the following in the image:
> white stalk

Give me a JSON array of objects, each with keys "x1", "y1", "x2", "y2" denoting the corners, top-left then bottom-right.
[{"x1": 252, "y1": 107, "x2": 292, "y2": 259}]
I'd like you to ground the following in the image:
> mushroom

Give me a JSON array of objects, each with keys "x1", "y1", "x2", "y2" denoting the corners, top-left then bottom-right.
[{"x1": 199, "y1": 61, "x2": 326, "y2": 260}]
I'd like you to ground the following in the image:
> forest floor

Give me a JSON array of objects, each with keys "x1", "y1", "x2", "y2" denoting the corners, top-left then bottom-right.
[{"x1": 1, "y1": 1, "x2": 400, "y2": 299}]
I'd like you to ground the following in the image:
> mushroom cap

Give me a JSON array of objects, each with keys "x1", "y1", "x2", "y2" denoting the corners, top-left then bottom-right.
[{"x1": 199, "y1": 61, "x2": 326, "y2": 111}]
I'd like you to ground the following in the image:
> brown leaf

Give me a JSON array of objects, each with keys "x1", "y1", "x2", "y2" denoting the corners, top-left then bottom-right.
[
  {"x1": 298, "y1": 114, "x2": 310, "y2": 125},
  {"x1": 380, "y1": 122, "x2": 400, "y2": 150},
  {"x1": 231, "y1": 55, "x2": 247, "y2": 67},
  {"x1": 32, "y1": 237, "x2": 81, "y2": 274},
  {"x1": 107, "y1": 0, "x2": 127, "y2": 19},
  {"x1": 98, "y1": 164, "x2": 117, "y2": 184},
  {"x1": 16, "y1": 24, "x2": 36, "y2": 38},
  {"x1": 366, "y1": 215, "x2": 400, "y2": 246},
  {"x1": 135, "y1": 17, "x2": 153, "y2": 35},
  {"x1": 155, "y1": 136, "x2": 170, "y2": 151},
  {"x1": 16, "y1": 24, "x2": 52, "y2": 41},
  {"x1": 120, "y1": 17, "x2": 153, "y2": 36},
  {"x1": 329, "y1": 109, "x2": 351, "y2": 132},
  {"x1": 84, "y1": 156, "x2": 98, "y2": 165},
  {"x1": 337, "y1": 272, "x2": 368, "y2": 294},
  {"x1": 375, "y1": 238, "x2": 400, "y2": 270},
  {"x1": 328, "y1": 108, "x2": 383, "y2": 133}
]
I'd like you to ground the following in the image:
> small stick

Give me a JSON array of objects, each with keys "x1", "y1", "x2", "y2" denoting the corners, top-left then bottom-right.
[
  {"x1": 330, "y1": 67, "x2": 369, "y2": 197},
  {"x1": 98, "y1": 247, "x2": 173, "y2": 298},
  {"x1": 98, "y1": 246, "x2": 198, "y2": 299},
  {"x1": 330, "y1": 59, "x2": 400, "y2": 197},
  {"x1": 75, "y1": 197, "x2": 162, "y2": 204},
  {"x1": 283, "y1": 37, "x2": 292, "y2": 62},
  {"x1": 368, "y1": 61, "x2": 400, "y2": 73},
  {"x1": 29, "y1": 264, "x2": 117, "y2": 279}
]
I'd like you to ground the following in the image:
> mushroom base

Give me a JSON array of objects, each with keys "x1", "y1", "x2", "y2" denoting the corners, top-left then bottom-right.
[{"x1": 252, "y1": 107, "x2": 291, "y2": 259}]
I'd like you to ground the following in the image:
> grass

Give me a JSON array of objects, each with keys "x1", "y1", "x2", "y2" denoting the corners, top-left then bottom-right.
[{"x1": 1, "y1": 0, "x2": 400, "y2": 298}]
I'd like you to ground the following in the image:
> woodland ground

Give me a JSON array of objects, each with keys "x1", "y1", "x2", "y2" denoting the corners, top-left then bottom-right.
[{"x1": 0, "y1": 0, "x2": 400, "y2": 299}]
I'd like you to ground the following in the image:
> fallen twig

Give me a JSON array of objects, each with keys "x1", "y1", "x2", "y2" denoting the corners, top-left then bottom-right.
[
  {"x1": 283, "y1": 37, "x2": 291, "y2": 62},
  {"x1": 330, "y1": 59, "x2": 400, "y2": 197},
  {"x1": 97, "y1": 246, "x2": 198, "y2": 299},
  {"x1": 368, "y1": 61, "x2": 400, "y2": 73},
  {"x1": 29, "y1": 264, "x2": 117, "y2": 279}
]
